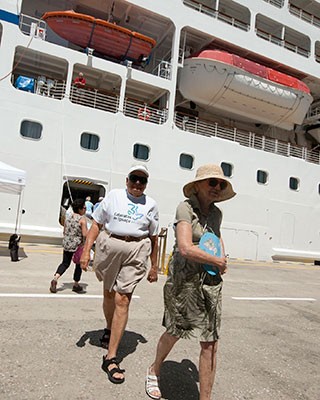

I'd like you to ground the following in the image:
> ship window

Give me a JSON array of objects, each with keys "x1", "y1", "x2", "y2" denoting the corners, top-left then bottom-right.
[
  {"x1": 20, "y1": 120, "x2": 42, "y2": 140},
  {"x1": 180, "y1": 153, "x2": 194, "y2": 169},
  {"x1": 257, "y1": 170, "x2": 268, "y2": 184},
  {"x1": 289, "y1": 177, "x2": 299, "y2": 191},
  {"x1": 80, "y1": 133, "x2": 100, "y2": 151},
  {"x1": 133, "y1": 143, "x2": 149, "y2": 160},
  {"x1": 221, "y1": 162, "x2": 233, "y2": 177}
]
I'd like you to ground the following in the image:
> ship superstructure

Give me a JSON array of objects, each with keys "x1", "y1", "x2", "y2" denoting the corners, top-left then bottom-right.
[{"x1": 0, "y1": 0, "x2": 319, "y2": 261}]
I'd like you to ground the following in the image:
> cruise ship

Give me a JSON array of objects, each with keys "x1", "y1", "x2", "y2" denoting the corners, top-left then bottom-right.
[{"x1": 0, "y1": 0, "x2": 320, "y2": 262}]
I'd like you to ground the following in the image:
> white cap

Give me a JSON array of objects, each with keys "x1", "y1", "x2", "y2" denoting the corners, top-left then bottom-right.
[{"x1": 128, "y1": 164, "x2": 149, "y2": 177}]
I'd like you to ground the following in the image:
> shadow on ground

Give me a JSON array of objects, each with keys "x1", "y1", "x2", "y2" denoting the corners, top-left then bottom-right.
[
  {"x1": 160, "y1": 359, "x2": 199, "y2": 400},
  {"x1": 56, "y1": 282, "x2": 88, "y2": 293},
  {"x1": 76, "y1": 329, "x2": 147, "y2": 360},
  {"x1": 0, "y1": 245, "x2": 27, "y2": 259}
]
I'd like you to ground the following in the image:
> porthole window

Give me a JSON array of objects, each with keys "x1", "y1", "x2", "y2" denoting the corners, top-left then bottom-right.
[
  {"x1": 179, "y1": 153, "x2": 194, "y2": 169},
  {"x1": 257, "y1": 170, "x2": 268, "y2": 184},
  {"x1": 289, "y1": 176, "x2": 299, "y2": 191},
  {"x1": 133, "y1": 143, "x2": 149, "y2": 160},
  {"x1": 318, "y1": 183, "x2": 320, "y2": 194},
  {"x1": 221, "y1": 162, "x2": 233, "y2": 177},
  {"x1": 80, "y1": 132, "x2": 99, "y2": 151},
  {"x1": 20, "y1": 120, "x2": 42, "y2": 140}
]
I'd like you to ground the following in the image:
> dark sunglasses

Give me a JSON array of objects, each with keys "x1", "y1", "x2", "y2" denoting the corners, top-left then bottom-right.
[
  {"x1": 128, "y1": 174, "x2": 148, "y2": 185},
  {"x1": 208, "y1": 178, "x2": 227, "y2": 190}
]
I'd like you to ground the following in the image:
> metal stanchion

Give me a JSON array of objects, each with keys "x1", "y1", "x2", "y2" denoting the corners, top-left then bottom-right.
[{"x1": 157, "y1": 227, "x2": 168, "y2": 274}]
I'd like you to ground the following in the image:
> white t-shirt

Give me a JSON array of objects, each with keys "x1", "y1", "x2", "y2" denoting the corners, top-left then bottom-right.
[{"x1": 92, "y1": 189, "x2": 159, "y2": 237}]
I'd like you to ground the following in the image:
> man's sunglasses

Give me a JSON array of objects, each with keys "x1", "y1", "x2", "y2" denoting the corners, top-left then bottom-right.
[
  {"x1": 128, "y1": 174, "x2": 148, "y2": 185},
  {"x1": 208, "y1": 178, "x2": 227, "y2": 190}
]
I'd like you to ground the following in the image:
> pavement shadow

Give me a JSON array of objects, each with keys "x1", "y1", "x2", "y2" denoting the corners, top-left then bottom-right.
[
  {"x1": 117, "y1": 330, "x2": 148, "y2": 360},
  {"x1": 57, "y1": 282, "x2": 88, "y2": 293},
  {"x1": 76, "y1": 329, "x2": 147, "y2": 360},
  {"x1": 160, "y1": 359, "x2": 199, "y2": 400},
  {"x1": 0, "y1": 245, "x2": 27, "y2": 259}
]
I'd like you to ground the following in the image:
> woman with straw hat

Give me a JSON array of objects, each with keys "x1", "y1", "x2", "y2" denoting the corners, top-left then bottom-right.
[{"x1": 145, "y1": 164, "x2": 236, "y2": 400}]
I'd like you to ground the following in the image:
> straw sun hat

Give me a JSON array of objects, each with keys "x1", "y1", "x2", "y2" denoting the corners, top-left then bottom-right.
[{"x1": 183, "y1": 164, "x2": 236, "y2": 202}]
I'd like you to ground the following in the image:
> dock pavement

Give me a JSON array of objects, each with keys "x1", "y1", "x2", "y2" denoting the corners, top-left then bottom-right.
[{"x1": 0, "y1": 242, "x2": 319, "y2": 400}]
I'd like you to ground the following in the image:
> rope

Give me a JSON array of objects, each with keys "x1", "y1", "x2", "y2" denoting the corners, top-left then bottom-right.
[{"x1": 0, "y1": 33, "x2": 34, "y2": 82}]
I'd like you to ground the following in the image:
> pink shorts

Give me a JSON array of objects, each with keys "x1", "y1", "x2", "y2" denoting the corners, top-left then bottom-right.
[{"x1": 93, "y1": 230, "x2": 151, "y2": 293}]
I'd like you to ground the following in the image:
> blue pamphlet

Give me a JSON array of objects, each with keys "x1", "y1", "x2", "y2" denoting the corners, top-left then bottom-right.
[{"x1": 199, "y1": 232, "x2": 221, "y2": 276}]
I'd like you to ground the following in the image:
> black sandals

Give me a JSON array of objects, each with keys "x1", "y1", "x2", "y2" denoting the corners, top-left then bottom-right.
[{"x1": 101, "y1": 356, "x2": 125, "y2": 384}]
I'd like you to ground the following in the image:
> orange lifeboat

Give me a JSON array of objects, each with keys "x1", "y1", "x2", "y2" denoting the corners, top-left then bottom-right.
[
  {"x1": 42, "y1": 10, "x2": 156, "y2": 62},
  {"x1": 178, "y1": 50, "x2": 313, "y2": 130}
]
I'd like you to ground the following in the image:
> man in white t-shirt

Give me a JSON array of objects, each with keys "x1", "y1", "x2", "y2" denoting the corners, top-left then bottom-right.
[{"x1": 81, "y1": 164, "x2": 159, "y2": 384}]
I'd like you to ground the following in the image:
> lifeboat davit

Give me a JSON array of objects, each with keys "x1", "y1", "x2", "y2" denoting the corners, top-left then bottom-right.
[
  {"x1": 178, "y1": 50, "x2": 313, "y2": 130},
  {"x1": 42, "y1": 10, "x2": 156, "y2": 62}
]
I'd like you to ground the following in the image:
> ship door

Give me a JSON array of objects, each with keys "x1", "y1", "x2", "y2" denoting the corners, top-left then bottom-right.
[{"x1": 59, "y1": 178, "x2": 107, "y2": 225}]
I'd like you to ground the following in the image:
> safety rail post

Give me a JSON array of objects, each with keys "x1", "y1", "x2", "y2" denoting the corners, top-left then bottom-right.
[{"x1": 157, "y1": 227, "x2": 168, "y2": 274}]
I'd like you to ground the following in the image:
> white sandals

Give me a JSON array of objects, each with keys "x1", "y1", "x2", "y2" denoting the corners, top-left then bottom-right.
[{"x1": 145, "y1": 367, "x2": 161, "y2": 400}]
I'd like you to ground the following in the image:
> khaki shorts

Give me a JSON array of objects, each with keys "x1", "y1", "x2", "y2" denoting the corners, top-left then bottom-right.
[{"x1": 93, "y1": 230, "x2": 152, "y2": 293}]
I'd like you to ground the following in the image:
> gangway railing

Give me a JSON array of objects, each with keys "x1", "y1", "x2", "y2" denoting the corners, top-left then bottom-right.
[{"x1": 174, "y1": 113, "x2": 320, "y2": 165}]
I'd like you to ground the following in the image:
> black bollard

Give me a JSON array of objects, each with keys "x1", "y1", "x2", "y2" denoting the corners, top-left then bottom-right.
[{"x1": 8, "y1": 234, "x2": 20, "y2": 262}]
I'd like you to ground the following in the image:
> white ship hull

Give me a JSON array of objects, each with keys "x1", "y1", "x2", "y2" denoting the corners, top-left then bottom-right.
[{"x1": 0, "y1": 0, "x2": 319, "y2": 262}]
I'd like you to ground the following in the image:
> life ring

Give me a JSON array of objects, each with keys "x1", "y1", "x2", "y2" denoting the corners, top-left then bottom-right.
[{"x1": 138, "y1": 107, "x2": 151, "y2": 121}]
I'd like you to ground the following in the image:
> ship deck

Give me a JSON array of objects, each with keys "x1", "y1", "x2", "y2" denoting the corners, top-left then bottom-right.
[{"x1": 0, "y1": 243, "x2": 318, "y2": 399}]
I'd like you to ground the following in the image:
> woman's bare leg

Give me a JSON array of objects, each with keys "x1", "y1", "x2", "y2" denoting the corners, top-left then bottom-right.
[
  {"x1": 149, "y1": 331, "x2": 179, "y2": 376},
  {"x1": 199, "y1": 341, "x2": 218, "y2": 400}
]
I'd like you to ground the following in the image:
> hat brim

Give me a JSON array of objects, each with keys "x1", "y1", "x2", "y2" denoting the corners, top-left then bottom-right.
[
  {"x1": 128, "y1": 165, "x2": 149, "y2": 177},
  {"x1": 183, "y1": 175, "x2": 236, "y2": 202}
]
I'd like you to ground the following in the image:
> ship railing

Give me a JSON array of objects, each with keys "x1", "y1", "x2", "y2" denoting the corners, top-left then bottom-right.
[
  {"x1": 217, "y1": 11, "x2": 249, "y2": 32},
  {"x1": 35, "y1": 79, "x2": 66, "y2": 99},
  {"x1": 19, "y1": 14, "x2": 47, "y2": 39},
  {"x1": 289, "y1": 4, "x2": 320, "y2": 29},
  {"x1": 12, "y1": 73, "x2": 66, "y2": 99},
  {"x1": 307, "y1": 106, "x2": 320, "y2": 118},
  {"x1": 183, "y1": 0, "x2": 217, "y2": 17},
  {"x1": 182, "y1": 0, "x2": 249, "y2": 31},
  {"x1": 124, "y1": 100, "x2": 168, "y2": 125},
  {"x1": 151, "y1": 60, "x2": 172, "y2": 79},
  {"x1": 262, "y1": 0, "x2": 284, "y2": 8},
  {"x1": 255, "y1": 28, "x2": 310, "y2": 57},
  {"x1": 69, "y1": 86, "x2": 119, "y2": 113},
  {"x1": 174, "y1": 112, "x2": 320, "y2": 164}
]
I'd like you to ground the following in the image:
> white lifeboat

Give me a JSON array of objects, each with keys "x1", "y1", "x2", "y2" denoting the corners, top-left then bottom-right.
[{"x1": 178, "y1": 50, "x2": 313, "y2": 130}]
